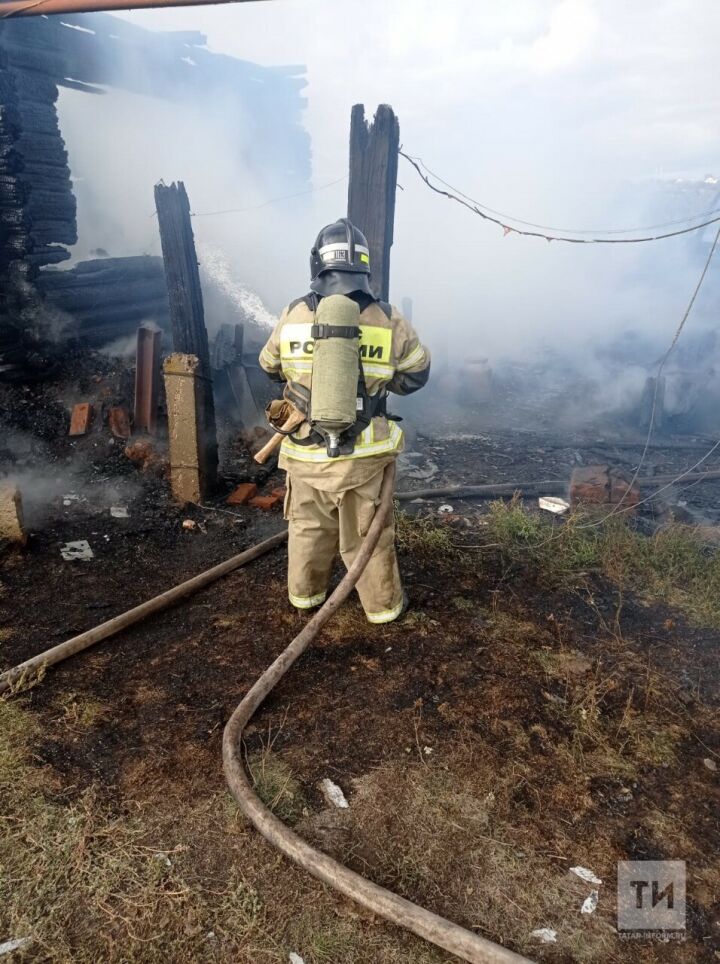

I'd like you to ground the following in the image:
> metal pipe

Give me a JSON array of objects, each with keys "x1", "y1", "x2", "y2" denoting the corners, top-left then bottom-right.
[
  {"x1": 396, "y1": 469, "x2": 720, "y2": 503},
  {"x1": 223, "y1": 464, "x2": 530, "y2": 964},
  {"x1": 1, "y1": 0, "x2": 268, "y2": 18},
  {"x1": 0, "y1": 529, "x2": 287, "y2": 694}
]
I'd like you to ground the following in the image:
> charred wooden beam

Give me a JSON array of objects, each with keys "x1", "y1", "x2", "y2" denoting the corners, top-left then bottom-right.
[
  {"x1": 347, "y1": 104, "x2": 399, "y2": 302},
  {"x1": 37, "y1": 255, "x2": 170, "y2": 344},
  {"x1": 0, "y1": 22, "x2": 77, "y2": 271},
  {"x1": 154, "y1": 180, "x2": 217, "y2": 487},
  {"x1": 639, "y1": 375, "x2": 666, "y2": 431}
]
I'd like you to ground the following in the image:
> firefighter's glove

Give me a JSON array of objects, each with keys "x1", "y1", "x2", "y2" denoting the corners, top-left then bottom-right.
[{"x1": 265, "y1": 399, "x2": 294, "y2": 431}]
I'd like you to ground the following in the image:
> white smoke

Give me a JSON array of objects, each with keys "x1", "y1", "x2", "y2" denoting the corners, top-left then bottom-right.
[{"x1": 53, "y1": 1, "x2": 720, "y2": 406}]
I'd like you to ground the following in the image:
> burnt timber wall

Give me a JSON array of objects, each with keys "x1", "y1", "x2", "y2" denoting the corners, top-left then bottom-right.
[
  {"x1": 0, "y1": 23, "x2": 76, "y2": 278},
  {"x1": 37, "y1": 256, "x2": 170, "y2": 345},
  {"x1": 0, "y1": 15, "x2": 309, "y2": 364}
]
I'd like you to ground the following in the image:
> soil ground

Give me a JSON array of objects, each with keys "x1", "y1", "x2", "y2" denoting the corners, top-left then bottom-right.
[{"x1": 1, "y1": 354, "x2": 719, "y2": 962}]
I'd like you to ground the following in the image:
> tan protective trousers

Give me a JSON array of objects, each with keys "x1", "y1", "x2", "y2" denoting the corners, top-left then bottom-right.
[{"x1": 285, "y1": 469, "x2": 404, "y2": 623}]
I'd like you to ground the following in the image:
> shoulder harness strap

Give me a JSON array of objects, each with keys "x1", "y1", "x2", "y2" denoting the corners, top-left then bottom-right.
[{"x1": 287, "y1": 292, "x2": 318, "y2": 314}]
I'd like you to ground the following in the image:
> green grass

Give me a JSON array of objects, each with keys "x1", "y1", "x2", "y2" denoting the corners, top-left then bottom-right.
[
  {"x1": 394, "y1": 507, "x2": 457, "y2": 562},
  {"x1": 247, "y1": 750, "x2": 306, "y2": 824},
  {"x1": 481, "y1": 498, "x2": 720, "y2": 627},
  {"x1": 484, "y1": 497, "x2": 599, "y2": 582},
  {"x1": 0, "y1": 698, "x2": 440, "y2": 962}
]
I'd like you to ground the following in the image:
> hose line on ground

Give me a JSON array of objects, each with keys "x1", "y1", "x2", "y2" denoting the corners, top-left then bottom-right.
[
  {"x1": 222, "y1": 463, "x2": 530, "y2": 964},
  {"x1": 0, "y1": 530, "x2": 288, "y2": 695}
]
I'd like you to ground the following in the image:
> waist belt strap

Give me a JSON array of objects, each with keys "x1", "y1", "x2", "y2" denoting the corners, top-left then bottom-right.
[
  {"x1": 311, "y1": 324, "x2": 361, "y2": 340},
  {"x1": 289, "y1": 389, "x2": 388, "y2": 449}
]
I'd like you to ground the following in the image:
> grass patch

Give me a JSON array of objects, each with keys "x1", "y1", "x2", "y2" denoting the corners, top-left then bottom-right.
[
  {"x1": 335, "y1": 756, "x2": 614, "y2": 961},
  {"x1": 1, "y1": 698, "x2": 442, "y2": 962},
  {"x1": 56, "y1": 691, "x2": 110, "y2": 730},
  {"x1": 484, "y1": 497, "x2": 599, "y2": 584},
  {"x1": 247, "y1": 750, "x2": 306, "y2": 824},
  {"x1": 599, "y1": 522, "x2": 720, "y2": 627},
  {"x1": 394, "y1": 508, "x2": 458, "y2": 562},
  {"x1": 0, "y1": 696, "x2": 40, "y2": 793},
  {"x1": 482, "y1": 498, "x2": 720, "y2": 627}
]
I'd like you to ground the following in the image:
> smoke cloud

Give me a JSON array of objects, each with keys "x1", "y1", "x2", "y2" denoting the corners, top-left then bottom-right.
[{"x1": 56, "y1": 1, "x2": 720, "y2": 422}]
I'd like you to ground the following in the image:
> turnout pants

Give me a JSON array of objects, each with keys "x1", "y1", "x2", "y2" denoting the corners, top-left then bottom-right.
[{"x1": 285, "y1": 469, "x2": 404, "y2": 623}]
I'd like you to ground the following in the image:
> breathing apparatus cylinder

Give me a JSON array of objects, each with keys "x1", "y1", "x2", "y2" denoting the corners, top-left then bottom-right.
[{"x1": 309, "y1": 294, "x2": 361, "y2": 457}]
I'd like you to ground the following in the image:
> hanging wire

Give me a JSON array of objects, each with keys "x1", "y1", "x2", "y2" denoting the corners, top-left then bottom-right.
[
  {"x1": 399, "y1": 150, "x2": 720, "y2": 244},
  {"x1": 459, "y1": 224, "x2": 720, "y2": 552},
  {"x1": 190, "y1": 175, "x2": 347, "y2": 218},
  {"x1": 590, "y1": 224, "x2": 720, "y2": 522},
  {"x1": 401, "y1": 152, "x2": 720, "y2": 235},
  {"x1": 0, "y1": 0, "x2": 48, "y2": 16}
]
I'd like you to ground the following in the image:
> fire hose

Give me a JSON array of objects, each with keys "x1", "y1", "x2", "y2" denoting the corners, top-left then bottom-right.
[
  {"x1": 222, "y1": 463, "x2": 529, "y2": 964},
  {"x1": 1, "y1": 464, "x2": 529, "y2": 960},
  {"x1": 0, "y1": 531, "x2": 288, "y2": 695}
]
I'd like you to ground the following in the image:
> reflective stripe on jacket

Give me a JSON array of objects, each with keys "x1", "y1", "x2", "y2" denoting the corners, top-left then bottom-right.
[{"x1": 259, "y1": 295, "x2": 430, "y2": 469}]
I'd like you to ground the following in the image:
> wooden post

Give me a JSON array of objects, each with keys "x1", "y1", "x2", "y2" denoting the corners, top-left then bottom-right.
[
  {"x1": 347, "y1": 104, "x2": 399, "y2": 302},
  {"x1": 640, "y1": 375, "x2": 666, "y2": 431},
  {"x1": 154, "y1": 180, "x2": 217, "y2": 486}
]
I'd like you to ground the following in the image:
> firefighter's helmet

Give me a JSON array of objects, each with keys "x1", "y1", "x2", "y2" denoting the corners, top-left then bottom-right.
[{"x1": 310, "y1": 218, "x2": 370, "y2": 282}]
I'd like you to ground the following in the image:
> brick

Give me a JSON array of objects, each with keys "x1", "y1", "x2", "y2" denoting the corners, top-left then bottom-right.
[
  {"x1": 609, "y1": 473, "x2": 641, "y2": 508},
  {"x1": 69, "y1": 402, "x2": 93, "y2": 436},
  {"x1": 570, "y1": 465, "x2": 640, "y2": 510},
  {"x1": 125, "y1": 440, "x2": 154, "y2": 464},
  {"x1": 248, "y1": 494, "x2": 283, "y2": 511},
  {"x1": 124, "y1": 439, "x2": 168, "y2": 478},
  {"x1": 108, "y1": 406, "x2": 131, "y2": 439},
  {"x1": 226, "y1": 482, "x2": 258, "y2": 506},
  {"x1": 0, "y1": 486, "x2": 27, "y2": 545}
]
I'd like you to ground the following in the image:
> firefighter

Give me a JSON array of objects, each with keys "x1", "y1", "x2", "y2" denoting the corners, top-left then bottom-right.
[{"x1": 259, "y1": 218, "x2": 430, "y2": 623}]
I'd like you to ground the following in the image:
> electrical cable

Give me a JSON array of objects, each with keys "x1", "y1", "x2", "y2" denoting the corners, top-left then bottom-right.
[
  {"x1": 401, "y1": 152, "x2": 720, "y2": 236},
  {"x1": 1, "y1": 0, "x2": 47, "y2": 15},
  {"x1": 1, "y1": 0, "x2": 267, "y2": 15},
  {"x1": 612, "y1": 438, "x2": 720, "y2": 517},
  {"x1": 414, "y1": 222, "x2": 720, "y2": 548},
  {"x1": 585, "y1": 223, "x2": 720, "y2": 524},
  {"x1": 399, "y1": 151, "x2": 720, "y2": 244},
  {"x1": 190, "y1": 175, "x2": 347, "y2": 218}
]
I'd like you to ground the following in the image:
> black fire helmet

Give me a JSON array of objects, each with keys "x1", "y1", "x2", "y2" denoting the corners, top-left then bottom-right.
[{"x1": 310, "y1": 218, "x2": 371, "y2": 282}]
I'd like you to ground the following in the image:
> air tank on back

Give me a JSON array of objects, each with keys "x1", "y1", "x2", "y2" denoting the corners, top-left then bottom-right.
[{"x1": 310, "y1": 294, "x2": 361, "y2": 457}]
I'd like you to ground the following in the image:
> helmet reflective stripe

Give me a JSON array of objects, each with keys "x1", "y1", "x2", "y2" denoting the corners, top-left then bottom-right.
[{"x1": 318, "y1": 242, "x2": 370, "y2": 260}]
